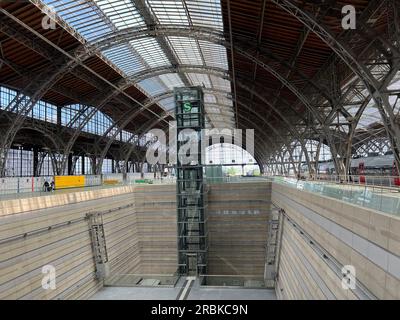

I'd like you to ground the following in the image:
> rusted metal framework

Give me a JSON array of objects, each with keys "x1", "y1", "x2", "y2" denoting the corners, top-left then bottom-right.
[{"x1": 0, "y1": 0, "x2": 399, "y2": 177}]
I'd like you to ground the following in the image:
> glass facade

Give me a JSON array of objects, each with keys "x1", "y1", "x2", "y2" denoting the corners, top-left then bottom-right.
[{"x1": 0, "y1": 85, "x2": 142, "y2": 177}]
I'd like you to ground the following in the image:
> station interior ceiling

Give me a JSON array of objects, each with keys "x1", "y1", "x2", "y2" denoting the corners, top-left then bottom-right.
[{"x1": 0, "y1": 0, "x2": 399, "y2": 176}]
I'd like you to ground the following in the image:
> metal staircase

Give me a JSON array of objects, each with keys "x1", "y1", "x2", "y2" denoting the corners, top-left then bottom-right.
[
  {"x1": 264, "y1": 206, "x2": 283, "y2": 288},
  {"x1": 87, "y1": 212, "x2": 110, "y2": 280}
]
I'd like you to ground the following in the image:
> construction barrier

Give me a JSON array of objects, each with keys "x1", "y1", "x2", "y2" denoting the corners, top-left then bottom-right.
[
  {"x1": 103, "y1": 173, "x2": 124, "y2": 184},
  {"x1": 103, "y1": 179, "x2": 120, "y2": 185},
  {"x1": 55, "y1": 175, "x2": 85, "y2": 189}
]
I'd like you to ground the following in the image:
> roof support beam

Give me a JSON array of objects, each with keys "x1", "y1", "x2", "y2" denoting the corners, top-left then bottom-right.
[{"x1": 271, "y1": 0, "x2": 400, "y2": 172}]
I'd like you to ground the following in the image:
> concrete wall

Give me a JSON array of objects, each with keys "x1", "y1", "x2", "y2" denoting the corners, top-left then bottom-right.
[
  {"x1": 133, "y1": 184, "x2": 177, "y2": 274},
  {"x1": 0, "y1": 184, "x2": 177, "y2": 300},
  {"x1": 272, "y1": 182, "x2": 400, "y2": 300},
  {"x1": 0, "y1": 190, "x2": 137, "y2": 299},
  {"x1": 207, "y1": 182, "x2": 271, "y2": 276}
]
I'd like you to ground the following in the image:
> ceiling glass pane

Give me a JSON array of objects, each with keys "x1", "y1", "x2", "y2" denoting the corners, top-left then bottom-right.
[
  {"x1": 93, "y1": 0, "x2": 145, "y2": 30},
  {"x1": 168, "y1": 37, "x2": 203, "y2": 65},
  {"x1": 159, "y1": 73, "x2": 185, "y2": 90},
  {"x1": 186, "y1": 73, "x2": 211, "y2": 88},
  {"x1": 138, "y1": 78, "x2": 168, "y2": 96},
  {"x1": 146, "y1": 0, "x2": 189, "y2": 25},
  {"x1": 130, "y1": 38, "x2": 171, "y2": 68},
  {"x1": 185, "y1": 0, "x2": 224, "y2": 30}
]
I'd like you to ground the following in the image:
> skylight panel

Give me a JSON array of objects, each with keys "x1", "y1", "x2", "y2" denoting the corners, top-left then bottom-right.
[
  {"x1": 146, "y1": 0, "x2": 189, "y2": 25},
  {"x1": 388, "y1": 75, "x2": 400, "y2": 90},
  {"x1": 204, "y1": 94, "x2": 217, "y2": 104},
  {"x1": 219, "y1": 108, "x2": 234, "y2": 117},
  {"x1": 77, "y1": 22, "x2": 113, "y2": 41},
  {"x1": 206, "y1": 106, "x2": 221, "y2": 113},
  {"x1": 130, "y1": 38, "x2": 171, "y2": 68},
  {"x1": 138, "y1": 78, "x2": 168, "y2": 96},
  {"x1": 209, "y1": 75, "x2": 231, "y2": 91},
  {"x1": 93, "y1": 0, "x2": 145, "y2": 30},
  {"x1": 216, "y1": 95, "x2": 233, "y2": 106},
  {"x1": 168, "y1": 37, "x2": 203, "y2": 65},
  {"x1": 186, "y1": 73, "x2": 211, "y2": 88},
  {"x1": 159, "y1": 97, "x2": 176, "y2": 111},
  {"x1": 44, "y1": 0, "x2": 113, "y2": 41},
  {"x1": 358, "y1": 106, "x2": 381, "y2": 127},
  {"x1": 159, "y1": 73, "x2": 185, "y2": 90},
  {"x1": 102, "y1": 44, "x2": 146, "y2": 75},
  {"x1": 185, "y1": 0, "x2": 223, "y2": 30},
  {"x1": 209, "y1": 115, "x2": 224, "y2": 122},
  {"x1": 199, "y1": 41, "x2": 228, "y2": 69}
]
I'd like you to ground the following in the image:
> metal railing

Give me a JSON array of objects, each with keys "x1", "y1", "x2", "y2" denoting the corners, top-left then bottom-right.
[
  {"x1": 273, "y1": 176, "x2": 400, "y2": 216},
  {"x1": 313, "y1": 174, "x2": 400, "y2": 190}
]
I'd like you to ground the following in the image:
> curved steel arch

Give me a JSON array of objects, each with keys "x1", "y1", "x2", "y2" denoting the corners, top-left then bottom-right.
[
  {"x1": 59, "y1": 66, "x2": 233, "y2": 170},
  {"x1": 115, "y1": 64, "x2": 319, "y2": 133},
  {"x1": 235, "y1": 115, "x2": 274, "y2": 163},
  {"x1": 271, "y1": 0, "x2": 400, "y2": 170},
  {"x1": 6, "y1": 4, "x2": 396, "y2": 175},
  {"x1": 18, "y1": 125, "x2": 65, "y2": 152},
  {"x1": 90, "y1": 25, "x2": 328, "y2": 125},
  {"x1": 236, "y1": 105, "x2": 285, "y2": 155},
  {"x1": 117, "y1": 107, "x2": 273, "y2": 170},
  {"x1": 88, "y1": 87, "x2": 246, "y2": 156},
  {"x1": 236, "y1": 99, "x2": 311, "y2": 172},
  {"x1": 44, "y1": 26, "x2": 334, "y2": 172},
  {"x1": 91, "y1": 25, "x2": 224, "y2": 51},
  {"x1": 119, "y1": 112, "x2": 271, "y2": 170},
  {"x1": 97, "y1": 112, "x2": 171, "y2": 173},
  {"x1": 121, "y1": 116, "x2": 271, "y2": 172},
  {"x1": 93, "y1": 86, "x2": 298, "y2": 170},
  {"x1": 89, "y1": 24, "x2": 337, "y2": 171},
  {"x1": 89, "y1": 22, "x2": 400, "y2": 169},
  {"x1": 129, "y1": 64, "x2": 230, "y2": 83},
  {"x1": 88, "y1": 25, "x2": 345, "y2": 114},
  {"x1": 236, "y1": 81, "x2": 314, "y2": 171},
  {"x1": 0, "y1": 10, "x2": 171, "y2": 176},
  {"x1": 96, "y1": 79, "x2": 319, "y2": 174}
]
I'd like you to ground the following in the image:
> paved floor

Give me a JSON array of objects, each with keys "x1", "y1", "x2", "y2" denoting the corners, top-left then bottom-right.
[{"x1": 91, "y1": 278, "x2": 277, "y2": 300}]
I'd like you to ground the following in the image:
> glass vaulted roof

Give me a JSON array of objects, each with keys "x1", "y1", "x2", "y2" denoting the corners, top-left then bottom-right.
[{"x1": 42, "y1": 0, "x2": 234, "y2": 128}]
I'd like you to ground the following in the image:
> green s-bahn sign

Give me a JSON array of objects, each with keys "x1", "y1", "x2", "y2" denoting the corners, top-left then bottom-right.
[{"x1": 183, "y1": 101, "x2": 192, "y2": 112}]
